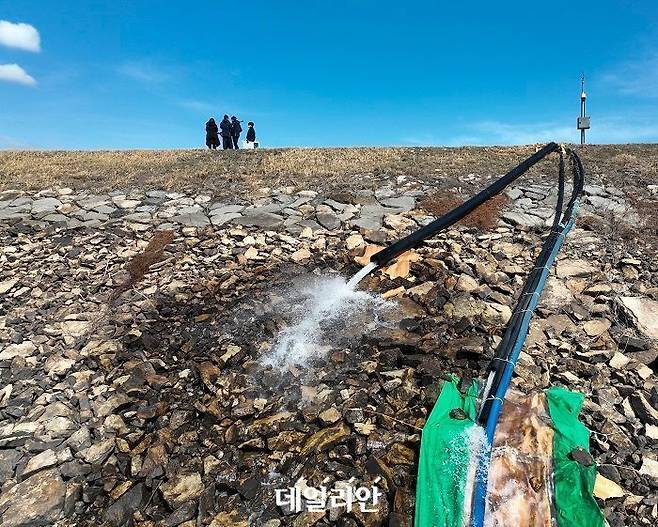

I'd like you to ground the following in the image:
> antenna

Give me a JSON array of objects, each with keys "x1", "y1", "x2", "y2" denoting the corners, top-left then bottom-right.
[{"x1": 577, "y1": 73, "x2": 590, "y2": 144}]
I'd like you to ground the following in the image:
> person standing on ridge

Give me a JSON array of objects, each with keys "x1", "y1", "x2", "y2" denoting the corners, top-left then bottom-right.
[
  {"x1": 220, "y1": 115, "x2": 233, "y2": 149},
  {"x1": 231, "y1": 116, "x2": 242, "y2": 150},
  {"x1": 205, "y1": 118, "x2": 219, "y2": 150},
  {"x1": 246, "y1": 121, "x2": 256, "y2": 144}
]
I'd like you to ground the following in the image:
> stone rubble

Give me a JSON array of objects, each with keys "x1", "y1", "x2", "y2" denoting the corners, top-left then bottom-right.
[{"x1": 0, "y1": 174, "x2": 657, "y2": 527}]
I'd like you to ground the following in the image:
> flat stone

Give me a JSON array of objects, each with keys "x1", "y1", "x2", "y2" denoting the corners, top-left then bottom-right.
[
  {"x1": 122, "y1": 212, "x2": 152, "y2": 223},
  {"x1": 501, "y1": 211, "x2": 544, "y2": 229},
  {"x1": 556, "y1": 259, "x2": 596, "y2": 278},
  {"x1": 323, "y1": 198, "x2": 348, "y2": 212},
  {"x1": 31, "y1": 197, "x2": 62, "y2": 214},
  {"x1": 21, "y1": 449, "x2": 59, "y2": 478},
  {"x1": 112, "y1": 197, "x2": 141, "y2": 209},
  {"x1": 41, "y1": 213, "x2": 69, "y2": 223},
  {"x1": 146, "y1": 190, "x2": 168, "y2": 198},
  {"x1": 77, "y1": 211, "x2": 109, "y2": 222},
  {"x1": 526, "y1": 207, "x2": 555, "y2": 220},
  {"x1": 103, "y1": 483, "x2": 146, "y2": 527},
  {"x1": 639, "y1": 457, "x2": 658, "y2": 480},
  {"x1": 455, "y1": 274, "x2": 479, "y2": 293},
  {"x1": 76, "y1": 196, "x2": 108, "y2": 210},
  {"x1": 291, "y1": 248, "x2": 312, "y2": 262},
  {"x1": 301, "y1": 423, "x2": 350, "y2": 454},
  {"x1": 80, "y1": 439, "x2": 115, "y2": 464},
  {"x1": 538, "y1": 277, "x2": 574, "y2": 312},
  {"x1": 0, "y1": 468, "x2": 66, "y2": 527},
  {"x1": 316, "y1": 210, "x2": 341, "y2": 230},
  {"x1": 0, "y1": 209, "x2": 28, "y2": 221},
  {"x1": 0, "y1": 278, "x2": 18, "y2": 295},
  {"x1": 0, "y1": 449, "x2": 21, "y2": 483},
  {"x1": 582, "y1": 319, "x2": 612, "y2": 337},
  {"x1": 352, "y1": 217, "x2": 384, "y2": 231},
  {"x1": 160, "y1": 472, "x2": 203, "y2": 509},
  {"x1": 233, "y1": 212, "x2": 284, "y2": 229},
  {"x1": 629, "y1": 394, "x2": 658, "y2": 426},
  {"x1": 380, "y1": 196, "x2": 415, "y2": 211},
  {"x1": 210, "y1": 212, "x2": 242, "y2": 226},
  {"x1": 506, "y1": 188, "x2": 524, "y2": 200},
  {"x1": 176, "y1": 205, "x2": 203, "y2": 215},
  {"x1": 208, "y1": 204, "x2": 244, "y2": 215},
  {"x1": 0, "y1": 341, "x2": 36, "y2": 360},
  {"x1": 617, "y1": 297, "x2": 658, "y2": 340},
  {"x1": 171, "y1": 213, "x2": 210, "y2": 227},
  {"x1": 584, "y1": 184, "x2": 607, "y2": 196},
  {"x1": 346, "y1": 233, "x2": 364, "y2": 250},
  {"x1": 585, "y1": 195, "x2": 628, "y2": 213}
]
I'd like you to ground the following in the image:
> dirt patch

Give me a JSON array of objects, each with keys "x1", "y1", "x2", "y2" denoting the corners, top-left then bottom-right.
[{"x1": 420, "y1": 192, "x2": 510, "y2": 231}]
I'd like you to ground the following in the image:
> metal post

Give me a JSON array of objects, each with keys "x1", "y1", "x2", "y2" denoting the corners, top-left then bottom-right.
[{"x1": 577, "y1": 74, "x2": 590, "y2": 145}]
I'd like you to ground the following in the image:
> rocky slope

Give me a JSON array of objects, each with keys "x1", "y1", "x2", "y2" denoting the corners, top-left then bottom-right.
[{"x1": 0, "y1": 155, "x2": 657, "y2": 527}]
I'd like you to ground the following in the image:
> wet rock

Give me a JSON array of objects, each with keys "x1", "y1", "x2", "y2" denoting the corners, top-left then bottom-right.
[
  {"x1": 164, "y1": 500, "x2": 197, "y2": 527},
  {"x1": 302, "y1": 423, "x2": 350, "y2": 454},
  {"x1": 103, "y1": 482, "x2": 146, "y2": 527},
  {"x1": 629, "y1": 394, "x2": 658, "y2": 426}
]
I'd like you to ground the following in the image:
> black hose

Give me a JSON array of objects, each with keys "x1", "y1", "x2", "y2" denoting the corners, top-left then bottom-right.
[
  {"x1": 477, "y1": 147, "x2": 585, "y2": 425},
  {"x1": 370, "y1": 142, "x2": 560, "y2": 266}
]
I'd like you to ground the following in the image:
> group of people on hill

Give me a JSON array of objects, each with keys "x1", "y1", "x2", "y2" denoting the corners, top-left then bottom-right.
[{"x1": 205, "y1": 115, "x2": 256, "y2": 150}]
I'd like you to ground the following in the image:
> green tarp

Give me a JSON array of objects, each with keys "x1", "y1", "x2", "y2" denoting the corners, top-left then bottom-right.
[
  {"x1": 415, "y1": 381, "x2": 606, "y2": 527},
  {"x1": 547, "y1": 387, "x2": 606, "y2": 527},
  {"x1": 415, "y1": 377, "x2": 479, "y2": 527}
]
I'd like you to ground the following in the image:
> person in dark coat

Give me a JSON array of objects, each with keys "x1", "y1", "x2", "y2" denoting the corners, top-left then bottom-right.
[
  {"x1": 219, "y1": 115, "x2": 233, "y2": 149},
  {"x1": 246, "y1": 121, "x2": 256, "y2": 143},
  {"x1": 230, "y1": 116, "x2": 242, "y2": 150},
  {"x1": 205, "y1": 118, "x2": 219, "y2": 149}
]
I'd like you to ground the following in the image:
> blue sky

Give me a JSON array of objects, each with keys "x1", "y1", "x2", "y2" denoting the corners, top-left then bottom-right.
[{"x1": 1, "y1": 1, "x2": 657, "y2": 149}]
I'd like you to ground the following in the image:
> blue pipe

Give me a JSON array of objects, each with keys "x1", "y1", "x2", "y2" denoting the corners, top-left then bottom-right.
[{"x1": 470, "y1": 209, "x2": 578, "y2": 527}]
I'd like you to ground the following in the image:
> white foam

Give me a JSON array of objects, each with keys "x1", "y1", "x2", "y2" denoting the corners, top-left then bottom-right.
[{"x1": 261, "y1": 274, "x2": 392, "y2": 369}]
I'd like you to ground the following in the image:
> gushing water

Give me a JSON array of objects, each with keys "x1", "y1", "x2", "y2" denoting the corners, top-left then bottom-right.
[
  {"x1": 261, "y1": 270, "x2": 391, "y2": 369},
  {"x1": 346, "y1": 262, "x2": 377, "y2": 288}
]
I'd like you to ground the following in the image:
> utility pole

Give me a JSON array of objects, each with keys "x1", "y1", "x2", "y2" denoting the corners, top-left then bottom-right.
[{"x1": 577, "y1": 74, "x2": 590, "y2": 145}]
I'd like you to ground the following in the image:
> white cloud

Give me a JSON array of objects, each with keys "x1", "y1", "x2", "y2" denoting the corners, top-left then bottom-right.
[
  {"x1": 0, "y1": 63, "x2": 36, "y2": 86},
  {"x1": 404, "y1": 116, "x2": 658, "y2": 147},
  {"x1": 118, "y1": 61, "x2": 169, "y2": 83},
  {"x1": 0, "y1": 20, "x2": 40, "y2": 52},
  {"x1": 179, "y1": 99, "x2": 216, "y2": 112},
  {"x1": 601, "y1": 52, "x2": 658, "y2": 98},
  {"x1": 468, "y1": 121, "x2": 576, "y2": 145}
]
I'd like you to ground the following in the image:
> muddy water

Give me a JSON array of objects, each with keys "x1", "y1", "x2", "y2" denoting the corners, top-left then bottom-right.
[{"x1": 486, "y1": 390, "x2": 555, "y2": 527}]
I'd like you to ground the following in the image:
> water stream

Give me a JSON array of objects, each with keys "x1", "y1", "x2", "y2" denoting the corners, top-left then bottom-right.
[{"x1": 261, "y1": 265, "x2": 388, "y2": 369}]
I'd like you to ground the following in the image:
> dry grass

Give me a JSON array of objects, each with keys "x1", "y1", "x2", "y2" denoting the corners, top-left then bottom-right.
[
  {"x1": 110, "y1": 230, "x2": 176, "y2": 304},
  {"x1": 1, "y1": 144, "x2": 657, "y2": 200}
]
